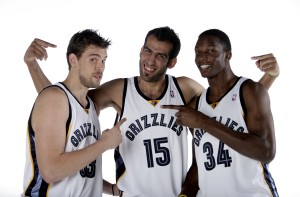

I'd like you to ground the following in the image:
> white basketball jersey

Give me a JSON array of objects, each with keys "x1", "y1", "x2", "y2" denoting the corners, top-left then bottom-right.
[
  {"x1": 115, "y1": 75, "x2": 188, "y2": 197},
  {"x1": 194, "y1": 77, "x2": 278, "y2": 197},
  {"x1": 23, "y1": 82, "x2": 103, "y2": 197}
]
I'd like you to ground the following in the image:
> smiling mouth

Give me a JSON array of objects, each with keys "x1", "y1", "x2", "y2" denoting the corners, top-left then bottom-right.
[
  {"x1": 145, "y1": 65, "x2": 155, "y2": 72},
  {"x1": 200, "y1": 64, "x2": 212, "y2": 69}
]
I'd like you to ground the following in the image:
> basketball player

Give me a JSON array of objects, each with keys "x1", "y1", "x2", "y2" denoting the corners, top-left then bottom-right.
[
  {"x1": 22, "y1": 29, "x2": 126, "y2": 197},
  {"x1": 162, "y1": 29, "x2": 279, "y2": 197},
  {"x1": 25, "y1": 27, "x2": 279, "y2": 196}
]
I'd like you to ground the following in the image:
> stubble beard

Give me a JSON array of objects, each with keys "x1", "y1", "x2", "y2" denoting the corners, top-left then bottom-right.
[
  {"x1": 79, "y1": 74, "x2": 100, "y2": 89},
  {"x1": 139, "y1": 60, "x2": 168, "y2": 83}
]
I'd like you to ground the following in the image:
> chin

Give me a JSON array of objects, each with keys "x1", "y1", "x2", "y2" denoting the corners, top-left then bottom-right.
[
  {"x1": 90, "y1": 83, "x2": 100, "y2": 89},
  {"x1": 199, "y1": 72, "x2": 207, "y2": 78}
]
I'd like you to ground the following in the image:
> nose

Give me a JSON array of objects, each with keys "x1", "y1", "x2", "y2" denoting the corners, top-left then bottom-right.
[
  {"x1": 146, "y1": 52, "x2": 156, "y2": 65},
  {"x1": 97, "y1": 61, "x2": 105, "y2": 72},
  {"x1": 195, "y1": 52, "x2": 207, "y2": 65}
]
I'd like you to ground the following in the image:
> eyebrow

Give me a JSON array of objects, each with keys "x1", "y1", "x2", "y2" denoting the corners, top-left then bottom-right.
[
  {"x1": 88, "y1": 53, "x2": 107, "y2": 58},
  {"x1": 144, "y1": 46, "x2": 168, "y2": 57}
]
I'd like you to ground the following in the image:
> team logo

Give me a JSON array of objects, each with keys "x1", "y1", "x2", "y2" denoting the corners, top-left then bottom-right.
[
  {"x1": 232, "y1": 94, "x2": 237, "y2": 101},
  {"x1": 170, "y1": 90, "x2": 175, "y2": 98},
  {"x1": 211, "y1": 103, "x2": 217, "y2": 109}
]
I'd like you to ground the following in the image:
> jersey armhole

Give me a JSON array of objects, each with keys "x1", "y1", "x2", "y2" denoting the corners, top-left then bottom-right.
[
  {"x1": 114, "y1": 78, "x2": 128, "y2": 125},
  {"x1": 172, "y1": 76, "x2": 187, "y2": 105},
  {"x1": 239, "y1": 79, "x2": 251, "y2": 120}
]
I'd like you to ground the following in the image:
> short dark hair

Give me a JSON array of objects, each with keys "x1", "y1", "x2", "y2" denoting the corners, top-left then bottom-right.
[
  {"x1": 144, "y1": 26, "x2": 181, "y2": 60},
  {"x1": 198, "y1": 29, "x2": 231, "y2": 52},
  {"x1": 66, "y1": 29, "x2": 111, "y2": 68}
]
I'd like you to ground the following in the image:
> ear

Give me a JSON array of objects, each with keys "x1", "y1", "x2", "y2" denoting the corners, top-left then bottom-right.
[
  {"x1": 68, "y1": 53, "x2": 78, "y2": 68},
  {"x1": 139, "y1": 46, "x2": 144, "y2": 56},
  {"x1": 226, "y1": 52, "x2": 232, "y2": 61},
  {"x1": 167, "y1": 58, "x2": 177, "y2": 69}
]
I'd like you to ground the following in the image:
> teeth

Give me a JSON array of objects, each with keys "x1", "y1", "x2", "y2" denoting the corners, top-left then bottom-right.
[
  {"x1": 200, "y1": 64, "x2": 211, "y2": 69},
  {"x1": 145, "y1": 66, "x2": 154, "y2": 72}
]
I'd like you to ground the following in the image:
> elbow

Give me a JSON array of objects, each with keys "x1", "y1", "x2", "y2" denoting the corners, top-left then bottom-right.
[
  {"x1": 40, "y1": 167, "x2": 61, "y2": 184},
  {"x1": 261, "y1": 142, "x2": 276, "y2": 164},
  {"x1": 264, "y1": 148, "x2": 276, "y2": 164}
]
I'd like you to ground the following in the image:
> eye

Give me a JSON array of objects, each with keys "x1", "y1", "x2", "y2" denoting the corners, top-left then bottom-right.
[
  {"x1": 143, "y1": 47, "x2": 151, "y2": 54},
  {"x1": 208, "y1": 49, "x2": 215, "y2": 53},
  {"x1": 157, "y1": 54, "x2": 167, "y2": 62},
  {"x1": 102, "y1": 59, "x2": 106, "y2": 64}
]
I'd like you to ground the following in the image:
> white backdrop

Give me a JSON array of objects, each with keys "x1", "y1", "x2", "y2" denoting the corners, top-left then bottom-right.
[{"x1": 0, "y1": 0, "x2": 299, "y2": 196}]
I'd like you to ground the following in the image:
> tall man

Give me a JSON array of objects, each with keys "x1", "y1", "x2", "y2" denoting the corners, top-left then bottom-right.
[
  {"x1": 23, "y1": 29, "x2": 125, "y2": 197},
  {"x1": 163, "y1": 29, "x2": 279, "y2": 197}
]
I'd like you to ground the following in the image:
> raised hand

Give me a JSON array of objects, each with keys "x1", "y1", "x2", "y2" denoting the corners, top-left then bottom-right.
[
  {"x1": 24, "y1": 38, "x2": 57, "y2": 65},
  {"x1": 251, "y1": 53, "x2": 280, "y2": 77}
]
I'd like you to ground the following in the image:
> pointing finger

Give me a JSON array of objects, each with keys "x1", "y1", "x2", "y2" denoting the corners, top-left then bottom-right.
[
  {"x1": 251, "y1": 53, "x2": 274, "y2": 60},
  {"x1": 30, "y1": 38, "x2": 57, "y2": 61},
  {"x1": 33, "y1": 38, "x2": 57, "y2": 48},
  {"x1": 160, "y1": 105, "x2": 184, "y2": 110},
  {"x1": 115, "y1": 118, "x2": 126, "y2": 128}
]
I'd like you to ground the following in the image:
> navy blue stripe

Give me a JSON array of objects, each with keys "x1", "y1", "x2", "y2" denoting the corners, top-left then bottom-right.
[{"x1": 262, "y1": 163, "x2": 279, "y2": 197}]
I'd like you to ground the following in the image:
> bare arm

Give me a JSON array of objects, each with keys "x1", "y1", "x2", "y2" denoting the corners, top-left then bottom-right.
[
  {"x1": 24, "y1": 38, "x2": 56, "y2": 93},
  {"x1": 179, "y1": 142, "x2": 199, "y2": 196},
  {"x1": 162, "y1": 81, "x2": 276, "y2": 164},
  {"x1": 103, "y1": 180, "x2": 120, "y2": 196},
  {"x1": 203, "y1": 81, "x2": 276, "y2": 163},
  {"x1": 176, "y1": 76, "x2": 205, "y2": 103},
  {"x1": 88, "y1": 78, "x2": 124, "y2": 114},
  {"x1": 252, "y1": 53, "x2": 280, "y2": 90},
  {"x1": 33, "y1": 87, "x2": 126, "y2": 183},
  {"x1": 103, "y1": 180, "x2": 113, "y2": 196}
]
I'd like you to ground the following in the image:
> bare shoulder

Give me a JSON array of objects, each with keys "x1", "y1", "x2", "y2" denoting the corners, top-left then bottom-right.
[
  {"x1": 35, "y1": 86, "x2": 69, "y2": 109},
  {"x1": 32, "y1": 86, "x2": 69, "y2": 128},
  {"x1": 176, "y1": 76, "x2": 205, "y2": 103},
  {"x1": 89, "y1": 78, "x2": 124, "y2": 96},
  {"x1": 176, "y1": 76, "x2": 204, "y2": 90},
  {"x1": 242, "y1": 79, "x2": 270, "y2": 106},
  {"x1": 101, "y1": 78, "x2": 125, "y2": 90},
  {"x1": 88, "y1": 78, "x2": 125, "y2": 112},
  {"x1": 243, "y1": 79, "x2": 268, "y2": 96}
]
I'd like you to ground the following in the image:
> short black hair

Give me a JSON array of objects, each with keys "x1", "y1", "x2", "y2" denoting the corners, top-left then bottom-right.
[
  {"x1": 66, "y1": 29, "x2": 111, "y2": 68},
  {"x1": 144, "y1": 26, "x2": 181, "y2": 60},
  {"x1": 198, "y1": 29, "x2": 231, "y2": 52}
]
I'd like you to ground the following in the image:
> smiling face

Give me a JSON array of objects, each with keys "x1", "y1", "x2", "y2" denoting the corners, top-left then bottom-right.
[
  {"x1": 73, "y1": 45, "x2": 107, "y2": 89},
  {"x1": 139, "y1": 35, "x2": 174, "y2": 83},
  {"x1": 194, "y1": 35, "x2": 230, "y2": 78}
]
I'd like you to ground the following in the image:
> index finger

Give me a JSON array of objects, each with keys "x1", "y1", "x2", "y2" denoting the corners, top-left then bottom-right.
[
  {"x1": 251, "y1": 53, "x2": 274, "y2": 60},
  {"x1": 160, "y1": 105, "x2": 184, "y2": 110},
  {"x1": 115, "y1": 118, "x2": 127, "y2": 128},
  {"x1": 34, "y1": 38, "x2": 57, "y2": 48}
]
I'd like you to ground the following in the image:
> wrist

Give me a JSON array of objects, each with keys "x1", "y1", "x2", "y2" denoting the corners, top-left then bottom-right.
[
  {"x1": 267, "y1": 72, "x2": 279, "y2": 78},
  {"x1": 112, "y1": 184, "x2": 120, "y2": 196},
  {"x1": 111, "y1": 184, "x2": 115, "y2": 196}
]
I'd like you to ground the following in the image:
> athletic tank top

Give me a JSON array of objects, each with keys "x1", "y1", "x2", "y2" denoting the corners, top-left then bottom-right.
[
  {"x1": 23, "y1": 82, "x2": 103, "y2": 197},
  {"x1": 194, "y1": 77, "x2": 279, "y2": 197},
  {"x1": 115, "y1": 75, "x2": 188, "y2": 197}
]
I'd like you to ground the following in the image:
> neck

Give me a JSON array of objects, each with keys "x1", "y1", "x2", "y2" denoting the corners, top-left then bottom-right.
[
  {"x1": 63, "y1": 78, "x2": 89, "y2": 107},
  {"x1": 137, "y1": 76, "x2": 166, "y2": 100},
  {"x1": 207, "y1": 73, "x2": 238, "y2": 102}
]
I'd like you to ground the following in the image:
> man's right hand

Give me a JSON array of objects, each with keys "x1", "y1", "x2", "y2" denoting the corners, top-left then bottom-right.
[{"x1": 101, "y1": 118, "x2": 127, "y2": 150}]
